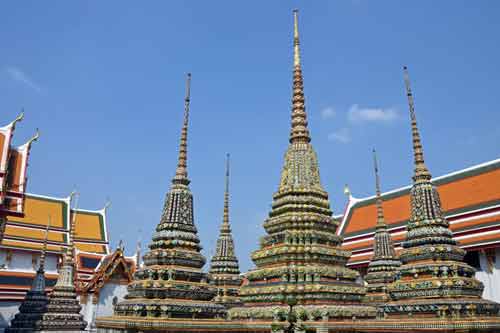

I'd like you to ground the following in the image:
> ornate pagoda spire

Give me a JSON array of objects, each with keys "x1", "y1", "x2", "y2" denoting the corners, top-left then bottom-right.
[
  {"x1": 222, "y1": 153, "x2": 230, "y2": 232},
  {"x1": 364, "y1": 150, "x2": 400, "y2": 304},
  {"x1": 36, "y1": 191, "x2": 86, "y2": 331},
  {"x1": 289, "y1": 9, "x2": 311, "y2": 144},
  {"x1": 172, "y1": 73, "x2": 191, "y2": 186},
  {"x1": 209, "y1": 154, "x2": 242, "y2": 308},
  {"x1": 231, "y1": 10, "x2": 375, "y2": 322},
  {"x1": 6, "y1": 217, "x2": 51, "y2": 332},
  {"x1": 384, "y1": 66, "x2": 500, "y2": 320},
  {"x1": 403, "y1": 66, "x2": 431, "y2": 183},
  {"x1": 113, "y1": 74, "x2": 225, "y2": 320}
]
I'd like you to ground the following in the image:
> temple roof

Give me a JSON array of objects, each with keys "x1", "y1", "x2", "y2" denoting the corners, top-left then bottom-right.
[
  {"x1": 339, "y1": 157, "x2": 500, "y2": 266},
  {"x1": 81, "y1": 247, "x2": 136, "y2": 295},
  {"x1": 0, "y1": 113, "x2": 36, "y2": 217},
  {"x1": 2, "y1": 193, "x2": 109, "y2": 255}
]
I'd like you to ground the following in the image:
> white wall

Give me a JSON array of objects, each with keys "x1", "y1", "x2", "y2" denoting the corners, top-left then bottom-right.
[
  {"x1": 476, "y1": 248, "x2": 500, "y2": 303},
  {"x1": 83, "y1": 283, "x2": 129, "y2": 331},
  {"x1": 0, "y1": 301, "x2": 22, "y2": 331}
]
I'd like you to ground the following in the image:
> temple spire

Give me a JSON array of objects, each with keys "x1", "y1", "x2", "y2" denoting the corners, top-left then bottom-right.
[
  {"x1": 373, "y1": 149, "x2": 386, "y2": 228},
  {"x1": 38, "y1": 215, "x2": 51, "y2": 272},
  {"x1": 403, "y1": 66, "x2": 431, "y2": 183},
  {"x1": 173, "y1": 73, "x2": 192, "y2": 186},
  {"x1": 66, "y1": 191, "x2": 79, "y2": 264},
  {"x1": 289, "y1": 9, "x2": 311, "y2": 144},
  {"x1": 222, "y1": 153, "x2": 230, "y2": 231}
]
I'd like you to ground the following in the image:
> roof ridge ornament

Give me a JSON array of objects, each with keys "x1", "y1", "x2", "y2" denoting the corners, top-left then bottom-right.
[
  {"x1": 403, "y1": 66, "x2": 431, "y2": 183},
  {"x1": 172, "y1": 73, "x2": 192, "y2": 186}
]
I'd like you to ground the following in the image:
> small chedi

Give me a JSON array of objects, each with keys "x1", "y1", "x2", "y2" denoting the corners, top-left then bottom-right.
[
  {"x1": 363, "y1": 150, "x2": 401, "y2": 304},
  {"x1": 40, "y1": 193, "x2": 87, "y2": 331},
  {"x1": 209, "y1": 154, "x2": 243, "y2": 308},
  {"x1": 381, "y1": 67, "x2": 500, "y2": 325},
  {"x1": 112, "y1": 73, "x2": 225, "y2": 319},
  {"x1": 230, "y1": 10, "x2": 375, "y2": 323},
  {"x1": 6, "y1": 221, "x2": 50, "y2": 332}
]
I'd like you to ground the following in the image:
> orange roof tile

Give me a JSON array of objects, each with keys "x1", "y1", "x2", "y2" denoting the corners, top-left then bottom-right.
[{"x1": 340, "y1": 159, "x2": 500, "y2": 237}]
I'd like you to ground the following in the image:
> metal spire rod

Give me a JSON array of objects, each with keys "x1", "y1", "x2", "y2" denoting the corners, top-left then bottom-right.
[{"x1": 173, "y1": 73, "x2": 192, "y2": 185}]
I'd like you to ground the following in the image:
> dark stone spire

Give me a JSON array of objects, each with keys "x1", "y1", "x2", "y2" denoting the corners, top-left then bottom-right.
[
  {"x1": 6, "y1": 218, "x2": 51, "y2": 332},
  {"x1": 209, "y1": 154, "x2": 242, "y2": 307},
  {"x1": 364, "y1": 150, "x2": 400, "y2": 304}
]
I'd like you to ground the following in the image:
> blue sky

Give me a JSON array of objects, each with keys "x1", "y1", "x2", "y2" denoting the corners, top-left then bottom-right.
[{"x1": 2, "y1": 1, "x2": 499, "y2": 272}]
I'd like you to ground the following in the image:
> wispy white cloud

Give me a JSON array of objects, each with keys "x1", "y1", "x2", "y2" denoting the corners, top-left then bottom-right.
[
  {"x1": 320, "y1": 106, "x2": 336, "y2": 119},
  {"x1": 348, "y1": 104, "x2": 398, "y2": 123},
  {"x1": 328, "y1": 127, "x2": 351, "y2": 143},
  {"x1": 4, "y1": 66, "x2": 43, "y2": 94}
]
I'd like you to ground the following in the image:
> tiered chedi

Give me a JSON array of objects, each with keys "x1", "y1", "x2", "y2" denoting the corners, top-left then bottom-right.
[
  {"x1": 363, "y1": 150, "x2": 401, "y2": 304},
  {"x1": 6, "y1": 220, "x2": 51, "y2": 332},
  {"x1": 209, "y1": 154, "x2": 242, "y2": 307},
  {"x1": 230, "y1": 10, "x2": 375, "y2": 321},
  {"x1": 384, "y1": 67, "x2": 500, "y2": 318},
  {"x1": 114, "y1": 74, "x2": 225, "y2": 319}
]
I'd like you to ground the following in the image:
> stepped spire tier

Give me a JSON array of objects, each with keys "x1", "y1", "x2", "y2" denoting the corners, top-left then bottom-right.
[
  {"x1": 6, "y1": 218, "x2": 51, "y2": 332},
  {"x1": 229, "y1": 10, "x2": 375, "y2": 323},
  {"x1": 37, "y1": 192, "x2": 86, "y2": 331},
  {"x1": 384, "y1": 67, "x2": 500, "y2": 320},
  {"x1": 113, "y1": 74, "x2": 225, "y2": 319},
  {"x1": 363, "y1": 150, "x2": 400, "y2": 304},
  {"x1": 209, "y1": 154, "x2": 242, "y2": 308}
]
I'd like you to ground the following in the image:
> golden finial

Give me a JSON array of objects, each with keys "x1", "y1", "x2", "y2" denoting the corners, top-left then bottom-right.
[
  {"x1": 289, "y1": 10, "x2": 311, "y2": 144},
  {"x1": 293, "y1": 9, "x2": 301, "y2": 67},
  {"x1": 372, "y1": 149, "x2": 386, "y2": 227},
  {"x1": 403, "y1": 66, "x2": 431, "y2": 182},
  {"x1": 173, "y1": 73, "x2": 192, "y2": 186}
]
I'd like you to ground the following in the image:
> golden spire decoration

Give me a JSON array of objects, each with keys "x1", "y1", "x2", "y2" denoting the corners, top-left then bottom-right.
[
  {"x1": 403, "y1": 66, "x2": 431, "y2": 183},
  {"x1": 173, "y1": 73, "x2": 192, "y2": 185},
  {"x1": 289, "y1": 9, "x2": 311, "y2": 144},
  {"x1": 372, "y1": 149, "x2": 386, "y2": 228},
  {"x1": 222, "y1": 153, "x2": 230, "y2": 230},
  {"x1": 67, "y1": 190, "x2": 79, "y2": 263}
]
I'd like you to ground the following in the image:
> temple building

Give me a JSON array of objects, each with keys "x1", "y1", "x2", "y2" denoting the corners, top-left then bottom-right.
[
  {"x1": 0, "y1": 114, "x2": 137, "y2": 331},
  {"x1": 208, "y1": 154, "x2": 243, "y2": 308}
]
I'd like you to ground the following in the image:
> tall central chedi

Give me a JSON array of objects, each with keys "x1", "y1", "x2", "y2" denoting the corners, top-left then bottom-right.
[
  {"x1": 114, "y1": 74, "x2": 225, "y2": 319},
  {"x1": 230, "y1": 10, "x2": 375, "y2": 321}
]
